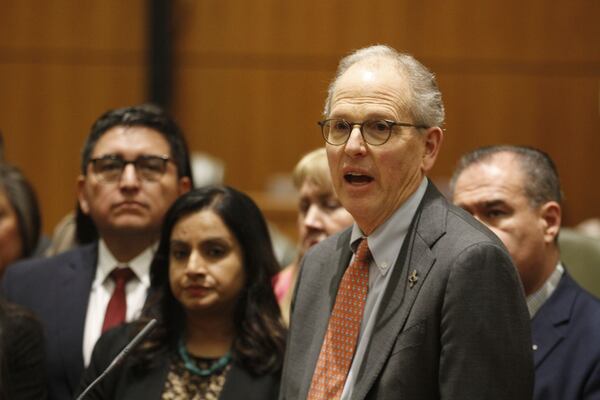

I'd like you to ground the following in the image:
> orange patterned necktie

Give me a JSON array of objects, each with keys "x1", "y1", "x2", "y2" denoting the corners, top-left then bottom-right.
[{"x1": 307, "y1": 238, "x2": 371, "y2": 400}]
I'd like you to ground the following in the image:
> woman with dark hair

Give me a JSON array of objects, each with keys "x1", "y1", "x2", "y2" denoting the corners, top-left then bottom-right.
[
  {"x1": 79, "y1": 186, "x2": 286, "y2": 399},
  {"x1": 0, "y1": 163, "x2": 41, "y2": 278},
  {"x1": 0, "y1": 300, "x2": 47, "y2": 400}
]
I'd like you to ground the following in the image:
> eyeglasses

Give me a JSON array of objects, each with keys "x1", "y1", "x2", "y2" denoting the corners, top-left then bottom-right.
[
  {"x1": 88, "y1": 155, "x2": 172, "y2": 183},
  {"x1": 318, "y1": 119, "x2": 428, "y2": 146}
]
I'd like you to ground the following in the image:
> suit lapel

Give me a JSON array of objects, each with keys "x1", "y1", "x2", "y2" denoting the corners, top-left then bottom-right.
[
  {"x1": 352, "y1": 182, "x2": 447, "y2": 399},
  {"x1": 530, "y1": 273, "x2": 576, "y2": 368},
  {"x1": 56, "y1": 243, "x2": 98, "y2": 393}
]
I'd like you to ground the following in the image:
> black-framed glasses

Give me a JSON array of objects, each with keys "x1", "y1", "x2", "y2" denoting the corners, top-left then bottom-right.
[
  {"x1": 318, "y1": 119, "x2": 429, "y2": 146},
  {"x1": 88, "y1": 154, "x2": 172, "y2": 183}
]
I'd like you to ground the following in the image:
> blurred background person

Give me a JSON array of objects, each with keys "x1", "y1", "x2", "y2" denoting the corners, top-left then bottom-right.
[
  {"x1": 0, "y1": 162, "x2": 42, "y2": 278},
  {"x1": 0, "y1": 299, "x2": 46, "y2": 400},
  {"x1": 272, "y1": 148, "x2": 353, "y2": 324},
  {"x1": 451, "y1": 145, "x2": 600, "y2": 400},
  {"x1": 79, "y1": 186, "x2": 286, "y2": 399}
]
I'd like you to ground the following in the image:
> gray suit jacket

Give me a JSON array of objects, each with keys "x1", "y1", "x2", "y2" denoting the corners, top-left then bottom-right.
[{"x1": 280, "y1": 182, "x2": 534, "y2": 399}]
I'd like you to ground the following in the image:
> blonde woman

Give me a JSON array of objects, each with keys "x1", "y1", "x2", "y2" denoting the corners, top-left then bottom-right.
[{"x1": 273, "y1": 148, "x2": 353, "y2": 324}]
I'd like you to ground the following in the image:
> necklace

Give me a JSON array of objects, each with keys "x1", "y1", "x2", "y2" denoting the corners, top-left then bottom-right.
[{"x1": 178, "y1": 338, "x2": 232, "y2": 377}]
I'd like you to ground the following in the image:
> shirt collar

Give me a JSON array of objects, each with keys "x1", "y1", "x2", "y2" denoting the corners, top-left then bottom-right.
[
  {"x1": 526, "y1": 261, "x2": 564, "y2": 318},
  {"x1": 350, "y1": 177, "x2": 428, "y2": 276},
  {"x1": 95, "y1": 239, "x2": 155, "y2": 288}
]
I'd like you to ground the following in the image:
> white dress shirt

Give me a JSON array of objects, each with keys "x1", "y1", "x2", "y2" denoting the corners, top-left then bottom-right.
[
  {"x1": 341, "y1": 178, "x2": 427, "y2": 399},
  {"x1": 82, "y1": 239, "x2": 153, "y2": 366}
]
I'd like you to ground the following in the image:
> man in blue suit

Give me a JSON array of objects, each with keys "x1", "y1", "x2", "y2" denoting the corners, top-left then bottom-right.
[
  {"x1": 2, "y1": 104, "x2": 192, "y2": 400},
  {"x1": 451, "y1": 145, "x2": 600, "y2": 399}
]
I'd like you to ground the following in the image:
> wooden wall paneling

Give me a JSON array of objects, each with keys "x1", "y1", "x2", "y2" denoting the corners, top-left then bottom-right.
[
  {"x1": 404, "y1": 0, "x2": 600, "y2": 62},
  {"x1": 172, "y1": 67, "x2": 329, "y2": 190},
  {"x1": 0, "y1": 0, "x2": 148, "y2": 233}
]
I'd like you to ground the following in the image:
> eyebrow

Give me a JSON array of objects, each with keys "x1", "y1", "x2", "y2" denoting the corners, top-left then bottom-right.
[
  {"x1": 170, "y1": 237, "x2": 231, "y2": 245},
  {"x1": 456, "y1": 198, "x2": 505, "y2": 210},
  {"x1": 480, "y1": 199, "x2": 507, "y2": 208}
]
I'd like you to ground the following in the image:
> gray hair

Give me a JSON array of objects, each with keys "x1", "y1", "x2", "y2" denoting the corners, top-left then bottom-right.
[{"x1": 323, "y1": 45, "x2": 445, "y2": 128}]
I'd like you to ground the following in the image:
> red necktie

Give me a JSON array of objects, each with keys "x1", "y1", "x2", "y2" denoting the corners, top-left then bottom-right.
[
  {"x1": 308, "y1": 238, "x2": 371, "y2": 400},
  {"x1": 102, "y1": 267, "x2": 134, "y2": 333}
]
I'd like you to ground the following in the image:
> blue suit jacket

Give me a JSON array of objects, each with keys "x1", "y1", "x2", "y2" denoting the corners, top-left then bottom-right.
[
  {"x1": 532, "y1": 271, "x2": 600, "y2": 399},
  {"x1": 2, "y1": 243, "x2": 99, "y2": 400}
]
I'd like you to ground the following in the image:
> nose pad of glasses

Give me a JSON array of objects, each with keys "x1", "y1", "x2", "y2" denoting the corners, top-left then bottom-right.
[
  {"x1": 120, "y1": 162, "x2": 141, "y2": 183},
  {"x1": 348, "y1": 124, "x2": 367, "y2": 145}
]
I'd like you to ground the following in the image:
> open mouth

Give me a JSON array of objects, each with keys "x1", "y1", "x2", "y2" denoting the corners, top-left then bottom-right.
[{"x1": 344, "y1": 172, "x2": 374, "y2": 184}]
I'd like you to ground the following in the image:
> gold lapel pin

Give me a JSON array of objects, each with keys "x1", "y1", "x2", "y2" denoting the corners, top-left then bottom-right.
[{"x1": 408, "y1": 270, "x2": 419, "y2": 289}]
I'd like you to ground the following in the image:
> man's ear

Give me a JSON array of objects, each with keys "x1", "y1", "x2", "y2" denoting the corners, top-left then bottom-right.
[
  {"x1": 178, "y1": 176, "x2": 192, "y2": 195},
  {"x1": 77, "y1": 175, "x2": 90, "y2": 215},
  {"x1": 539, "y1": 201, "x2": 561, "y2": 243},
  {"x1": 421, "y1": 127, "x2": 444, "y2": 172}
]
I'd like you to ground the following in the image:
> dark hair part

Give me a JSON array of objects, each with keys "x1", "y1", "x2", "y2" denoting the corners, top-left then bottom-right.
[
  {"x1": 449, "y1": 145, "x2": 563, "y2": 208},
  {"x1": 0, "y1": 163, "x2": 41, "y2": 258},
  {"x1": 134, "y1": 186, "x2": 286, "y2": 375},
  {"x1": 76, "y1": 104, "x2": 193, "y2": 244}
]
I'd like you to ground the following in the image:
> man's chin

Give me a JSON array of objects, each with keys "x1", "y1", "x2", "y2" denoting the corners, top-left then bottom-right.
[{"x1": 104, "y1": 217, "x2": 158, "y2": 235}]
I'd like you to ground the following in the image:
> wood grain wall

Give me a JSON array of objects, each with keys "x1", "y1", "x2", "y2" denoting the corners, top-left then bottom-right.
[
  {"x1": 1, "y1": 0, "x2": 598, "y2": 238},
  {"x1": 0, "y1": 0, "x2": 148, "y2": 234}
]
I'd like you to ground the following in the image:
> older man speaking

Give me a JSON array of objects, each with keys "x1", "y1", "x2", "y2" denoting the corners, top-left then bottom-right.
[{"x1": 280, "y1": 45, "x2": 533, "y2": 400}]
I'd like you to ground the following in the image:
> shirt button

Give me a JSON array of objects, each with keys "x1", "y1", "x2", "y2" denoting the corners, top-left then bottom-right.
[
  {"x1": 532, "y1": 344, "x2": 538, "y2": 351},
  {"x1": 381, "y1": 262, "x2": 388, "y2": 269}
]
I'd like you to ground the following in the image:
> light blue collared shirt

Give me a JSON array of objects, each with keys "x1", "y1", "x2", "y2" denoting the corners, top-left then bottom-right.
[{"x1": 341, "y1": 177, "x2": 428, "y2": 399}]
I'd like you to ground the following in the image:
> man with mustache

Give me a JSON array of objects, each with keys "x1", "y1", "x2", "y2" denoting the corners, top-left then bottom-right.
[
  {"x1": 2, "y1": 104, "x2": 192, "y2": 400},
  {"x1": 280, "y1": 45, "x2": 533, "y2": 399}
]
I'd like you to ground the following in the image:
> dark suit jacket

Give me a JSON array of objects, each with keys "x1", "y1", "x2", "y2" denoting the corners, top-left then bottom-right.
[
  {"x1": 2, "y1": 243, "x2": 99, "y2": 400},
  {"x1": 0, "y1": 301, "x2": 47, "y2": 399},
  {"x1": 280, "y1": 182, "x2": 534, "y2": 399},
  {"x1": 532, "y1": 271, "x2": 600, "y2": 399},
  {"x1": 78, "y1": 324, "x2": 281, "y2": 400}
]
